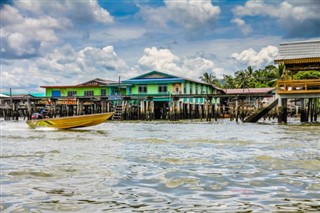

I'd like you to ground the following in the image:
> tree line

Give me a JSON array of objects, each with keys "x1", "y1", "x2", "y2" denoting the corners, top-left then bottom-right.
[{"x1": 199, "y1": 64, "x2": 320, "y2": 89}]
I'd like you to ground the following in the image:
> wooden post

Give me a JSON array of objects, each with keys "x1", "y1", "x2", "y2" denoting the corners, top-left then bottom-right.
[
  {"x1": 314, "y1": 98, "x2": 318, "y2": 122},
  {"x1": 107, "y1": 101, "x2": 111, "y2": 113},
  {"x1": 152, "y1": 101, "x2": 155, "y2": 120},
  {"x1": 187, "y1": 99, "x2": 190, "y2": 119},
  {"x1": 199, "y1": 103, "x2": 203, "y2": 121},
  {"x1": 171, "y1": 99, "x2": 175, "y2": 121},
  {"x1": 126, "y1": 100, "x2": 130, "y2": 120},
  {"x1": 230, "y1": 102, "x2": 235, "y2": 121},
  {"x1": 176, "y1": 100, "x2": 180, "y2": 120},
  {"x1": 27, "y1": 98, "x2": 32, "y2": 119},
  {"x1": 214, "y1": 98, "x2": 218, "y2": 121},
  {"x1": 280, "y1": 98, "x2": 288, "y2": 123},
  {"x1": 204, "y1": 100, "x2": 208, "y2": 121},
  {"x1": 205, "y1": 98, "x2": 212, "y2": 121},
  {"x1": 310, "y1": 98, "x2": 314, "y2": 122},
  {"x1": 76, "y1": 99, "x2": 80, "y2": 115},
  {"x1": 191, "y1": 100, "x2": 195, "y2": 121},
  {"x1": 101, "y1": 99, "x2": 106, "y2": 113},
  {"x1": 140, "y1": 100, "x2": 145, "y2": 120},
  {"x1": 146, "y1": 100, "x2": 150, "y2": 120},
  {"x1": 307, "y1": 98, "x2": 312, "y2": 122},
  {"x1": 300, "y1": 98, "x2": 307, "y2": 122},
  {"x1": 241, "y1": 100, "x2": 245, "y2": 121},
  {"x1": 235, "y1": 99, "x2": 239, "y2": 122}
]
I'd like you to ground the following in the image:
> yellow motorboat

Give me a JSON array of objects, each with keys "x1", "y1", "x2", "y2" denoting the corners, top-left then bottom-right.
[{"x1": 26, "y1": 112, "x2": 114, "y2": 129}]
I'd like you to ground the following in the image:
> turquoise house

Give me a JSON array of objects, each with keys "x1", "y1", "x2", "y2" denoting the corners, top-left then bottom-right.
[{"x1": 122, "y1": 71, "x2": 223, "y2": 119}]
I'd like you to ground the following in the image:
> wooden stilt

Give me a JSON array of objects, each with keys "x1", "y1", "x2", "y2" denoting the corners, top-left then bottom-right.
[
  {"x1": 281, "y1": 98, "x2": 288, "y2": 123},
  {"x1": 300, "y1": 98, "x2": 307, "y2": 122}
]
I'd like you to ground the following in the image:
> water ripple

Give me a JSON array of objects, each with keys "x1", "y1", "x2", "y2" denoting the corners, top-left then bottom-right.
[{"x1": 1, "y1": 121, "x2": 320, "y2": 212}]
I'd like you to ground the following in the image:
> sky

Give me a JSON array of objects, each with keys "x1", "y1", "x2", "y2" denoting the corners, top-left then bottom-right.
[{"x1": 1, "y1": 0, "x2": 320, "y2": 93}]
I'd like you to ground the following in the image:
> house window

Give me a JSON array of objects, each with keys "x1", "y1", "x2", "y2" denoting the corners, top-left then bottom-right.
[
  {"x1": 101, "y1": 89, "x2": 106, "y2": 96},
  {"x1": 52, "y1": 90, "x2": 61, "y2": 97},
  {"x1": 111, "y1": 88, "x2": 119, "y2": 95},
  {"x1": 206, "y1": 86, "x2": 208, "y2": 94},
  {"x1": 67, "y1": 91, "x2": 77, "y2": 97},
  {"x1": 84, "y1": 90, "x2": 94, "y2": 96},
  {"x1": 200, "y1": 85, "x2": 203, "y2": 94},
  {"x1": 190, "y1": 83, "x2": 193, "y2": 94},
  {"x1": 138, "y1": 85, "x2": 147, "y2": 93},
  {"x1": 158, "y1": 85, "x2": 167, "y2": 93},
  {"x1": 175, "y1": 86, "x2": 179, "y2": 93},
  {"x1": 195, "y1": 84, "x2": 198, "y2": 94},
  {"x1": 183, "y1": 84, "x2": 187, "y2": 94}
]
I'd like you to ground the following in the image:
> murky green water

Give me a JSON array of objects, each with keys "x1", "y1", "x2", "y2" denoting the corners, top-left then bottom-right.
[{"x1": 1, "y1": 119, "x2": 320, "y2": 212}]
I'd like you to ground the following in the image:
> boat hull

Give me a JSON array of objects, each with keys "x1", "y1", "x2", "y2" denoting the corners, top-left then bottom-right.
[{"x1": 26, "y1": 113, "x2": 114, "y2": 129}]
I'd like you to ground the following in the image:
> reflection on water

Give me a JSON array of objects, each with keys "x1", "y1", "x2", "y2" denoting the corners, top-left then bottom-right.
[{"x1": 1, "y1": 120, "x2": 320, "y2": 212}]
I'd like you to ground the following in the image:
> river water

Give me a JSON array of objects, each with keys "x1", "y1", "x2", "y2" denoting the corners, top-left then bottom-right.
[{"x1": 1, "y1": 119, "x2": 319, "y2": 212}]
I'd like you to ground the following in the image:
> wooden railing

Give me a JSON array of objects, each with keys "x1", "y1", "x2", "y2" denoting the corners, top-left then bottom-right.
[{"x1": 276, "y1": 79, "x2": 320, "y2": 94}]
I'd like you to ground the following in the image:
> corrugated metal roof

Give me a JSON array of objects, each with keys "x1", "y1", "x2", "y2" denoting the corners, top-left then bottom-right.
[
  {"x1": 41, "y1": 78, "x2": 116, "y2": 88},
  {"x1": 122, "y1": 78, "x2": 184, "y2": 84},
  {"x1": 224, "y1": 88, "x2": 274, "y2": 94},
  {"x1": 275, "y1": 40, "x2": 320, "y2": 61},
  {"x1": 77, "y1": 78, "x2": 116, "y2": 86},
  {"x1": 124, "y1": 70, "x2": 223, "y2": 91}
]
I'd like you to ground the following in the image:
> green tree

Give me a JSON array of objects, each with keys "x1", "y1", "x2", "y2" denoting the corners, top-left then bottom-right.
[
  {"x1": 267, "y1": 63, "x2": 286, "y2": 87},
  {"x1": 199, "y1": 72, "x2": 221, "y2": 87},
  {"x1": 294, "y1": 71, "x2": 320, "y2": 79},
  {"x1": 222, "y1": 74, "x2": 236, "y2": 89}
]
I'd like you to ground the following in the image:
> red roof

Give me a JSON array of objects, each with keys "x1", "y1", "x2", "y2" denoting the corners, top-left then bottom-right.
[{"x1": 224, "y1": 88, "x2": 274, "y2": 94}]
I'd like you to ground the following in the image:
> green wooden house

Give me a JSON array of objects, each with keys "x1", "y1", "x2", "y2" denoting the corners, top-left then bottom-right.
[
  {"x1": 41, "y1": 78, "x2": 125, "y2": 99},
  {"x1": 122, "y1": 71, "x2": 223, "y2": 119},
  {"x1": 122, "y1": 70, "x2": 222, "y2": 101}
]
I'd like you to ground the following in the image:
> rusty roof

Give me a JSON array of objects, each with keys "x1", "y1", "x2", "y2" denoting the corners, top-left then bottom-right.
[{"x1": 224, "y1": 88, "x2": 275, "y2": 95}]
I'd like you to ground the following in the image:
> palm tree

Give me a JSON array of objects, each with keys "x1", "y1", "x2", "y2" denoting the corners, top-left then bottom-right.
[
  {"x1": 223, "y1": 74, "x2": 236, "y2": 89},
  {"x1": 199, "y1": 72, "x2": 221, "y2": 87},
  {"x1": 199, "y1": 72, "x2": 213, "y2": 83},
  {"x1": 267, "y1": 63, "x2": 286, "y2": 86}
]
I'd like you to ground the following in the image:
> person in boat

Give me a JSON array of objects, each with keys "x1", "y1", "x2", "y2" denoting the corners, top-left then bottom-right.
[
  {"x1": 31, "y1": 113, "x2": 44, "y2": 119},
  {"x1": 31, "y1": 109, "x2": 48, "y2": 120}
]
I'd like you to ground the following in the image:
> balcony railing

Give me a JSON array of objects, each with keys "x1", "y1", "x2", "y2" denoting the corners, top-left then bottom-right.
[{"x1": 276, "y1": 79, "x2": 320, "y2": 94}]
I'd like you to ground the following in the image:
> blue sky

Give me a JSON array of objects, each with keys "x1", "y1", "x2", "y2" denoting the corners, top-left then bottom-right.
[{"x1": 1, "y1": 0, "x2": 320, "y2": 93}]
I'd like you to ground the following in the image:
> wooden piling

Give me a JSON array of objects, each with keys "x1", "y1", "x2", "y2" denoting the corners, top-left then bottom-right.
[
  {"x1": 279, "y1": 98, "x2": 288, "y2": 123},
  {"x1": 300, "y1": 98, "x2": 307, "y2": 122}
]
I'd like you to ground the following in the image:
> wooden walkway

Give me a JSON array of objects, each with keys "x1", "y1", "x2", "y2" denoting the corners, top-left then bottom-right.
[{"x1": 243, "y1": 99, "x2": 278, "y2": 123}]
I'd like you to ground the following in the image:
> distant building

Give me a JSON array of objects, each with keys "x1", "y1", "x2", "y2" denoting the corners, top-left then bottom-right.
[{"x1": 224, "y1": 88, "x2": 275, "y2": 107}]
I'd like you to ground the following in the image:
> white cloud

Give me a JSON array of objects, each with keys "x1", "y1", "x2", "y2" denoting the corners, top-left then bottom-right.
[
  {"x1": 138, "y1": 6, "x2": 170, "y2": 29},
  {"x1": 137, "y1": 47, "x2": 224, "y2": 79},
  {"x1": 13, "y1": 0, "x2": 113, "y2": 24},
  {"x1": 138, "y1": 0, "x2": 220, "y2": 30},
  {"x1": 1, "y1": 45, "x2": 130, "y2": 92},
  {"x1": 231, "y1": 18, "x2": 251, "y2": 35},
  {"x1": 182, "y1": 57, "x2": 225, "y2": 79},
  {"x1": 233, "y1": 0, "x2": 318, "y2": 21},
  {"x1": 165, "y1": 0, "x2": 221, "y2": 29},
  {"x1": 0, "y1": 0, "x2": 113, "y2": 59},
  {"x1": 138, "y1": 47, "x2": 181, "y2": 72},
  {"x1": 232, "y1": 0, "x2": 320, "y2": 37},
  {"x1": 231, "y1": 45, "x2": 279, "y2": 68}
]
